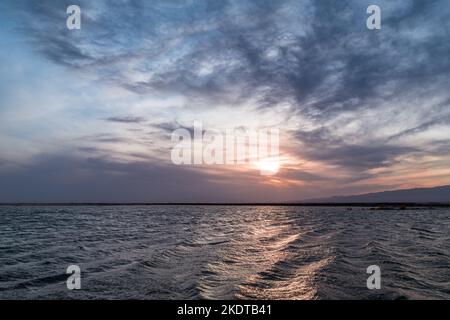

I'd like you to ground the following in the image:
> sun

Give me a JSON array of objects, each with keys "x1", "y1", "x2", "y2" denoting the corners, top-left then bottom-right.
[{"x1": 257, "y1": 158, "x2": 280, "y2": 175}]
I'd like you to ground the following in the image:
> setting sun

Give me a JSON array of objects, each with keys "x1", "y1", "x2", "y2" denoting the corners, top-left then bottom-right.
[{"x1": 257, "y1": 158, "x2": 280, "y2": 175}]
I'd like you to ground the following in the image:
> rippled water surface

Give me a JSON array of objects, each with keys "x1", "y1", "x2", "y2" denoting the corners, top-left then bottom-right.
[{"x1": 1, "y1": 205, "x2": 449, "y2": 299}]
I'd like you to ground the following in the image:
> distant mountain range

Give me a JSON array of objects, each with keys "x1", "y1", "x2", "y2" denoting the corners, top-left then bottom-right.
[{"x1": 302, "y1": 185, "x2": 450, "y2": 203}]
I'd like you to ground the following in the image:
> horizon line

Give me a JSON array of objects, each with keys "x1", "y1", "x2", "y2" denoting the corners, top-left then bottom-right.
[{"x1": 0, "y1": 202, "x2": 449, "y2": 207}]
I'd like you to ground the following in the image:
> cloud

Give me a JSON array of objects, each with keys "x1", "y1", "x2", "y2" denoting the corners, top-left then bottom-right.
[
  {"x1": 293, "y1": 126, "x2": 419, "y2": 170},
  {"x1": 0, "y1": 154, "x2": 330, "y2": 202},
  {"x1": 105, "y1": 116, "x2": 146, "y2": 124},
  {"x1": 1, "y1": 0, "x2": 450, "y2": 201},
  {"x1": 10, "y1": 0, "x2": 450, "y2": 116}
]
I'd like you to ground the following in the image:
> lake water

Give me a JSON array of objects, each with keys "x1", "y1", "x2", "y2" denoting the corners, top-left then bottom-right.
[{"x1": 0, "y1": 205, "x2": 449, "y2": 299}]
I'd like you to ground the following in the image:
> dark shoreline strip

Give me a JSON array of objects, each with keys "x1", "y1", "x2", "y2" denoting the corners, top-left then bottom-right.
[{"x1": 0, "y1": 203, "x2": 449, "y2": 207}]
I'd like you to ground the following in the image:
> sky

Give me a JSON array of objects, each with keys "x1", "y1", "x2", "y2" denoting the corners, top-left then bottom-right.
[{"x1": 0, "y1": 0, "x2": 450, "y2": 203}]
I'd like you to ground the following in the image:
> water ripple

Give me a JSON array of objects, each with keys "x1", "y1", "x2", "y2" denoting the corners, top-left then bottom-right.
[{"x1": 0, "y1": 205, "x2": 449, "y2": 299}]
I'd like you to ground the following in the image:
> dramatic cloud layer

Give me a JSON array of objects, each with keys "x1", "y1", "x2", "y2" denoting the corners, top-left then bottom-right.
[{"x1": 0, "y1": 0, "x2": 449, "y2": 202}]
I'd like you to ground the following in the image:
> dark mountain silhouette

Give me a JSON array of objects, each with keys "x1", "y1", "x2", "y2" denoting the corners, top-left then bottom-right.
[{"x1": 303, "y1": 185, "x2": 450, "y2": 203}]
